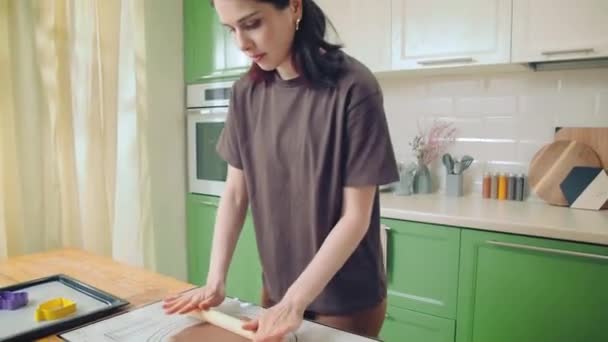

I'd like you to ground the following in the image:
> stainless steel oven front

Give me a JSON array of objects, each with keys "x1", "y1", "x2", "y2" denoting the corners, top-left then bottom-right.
[{"x1": 186, "y1": 81, "x2": 234, "y2": 196}]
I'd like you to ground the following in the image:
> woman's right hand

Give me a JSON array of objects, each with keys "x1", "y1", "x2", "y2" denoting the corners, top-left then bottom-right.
[{"x1": 162, "y1": 282, "x2": 226, "y2": 315}]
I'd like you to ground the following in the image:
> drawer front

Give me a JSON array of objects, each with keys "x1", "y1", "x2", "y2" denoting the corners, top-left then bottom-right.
[
  {"x1": 382, "y1": 219, "x2": 460, "y2": 319},
  {"x1": 381, "y1": 305, "x2": 455, "y2": 342}
]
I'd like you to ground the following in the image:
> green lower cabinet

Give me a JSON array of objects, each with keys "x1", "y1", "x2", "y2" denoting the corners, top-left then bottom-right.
[
  {"x1": 186, "y1": 193, "x2": 262, "y2": 305},
  {"x1": 186, "y1": 194, "x2": 217, "y2": 285},
  {"x1": 382, "y1": 219, "x2": 460, "y2": 319},
  {"x1": 457, "y1": 229, "x2": 608, "y2": 342},
  {"x1": 381, "y1": 305, "x2": 455, "y2": 342},
  {"x1": 226, "y1": 215, "x2": 263, "y2": 305}
]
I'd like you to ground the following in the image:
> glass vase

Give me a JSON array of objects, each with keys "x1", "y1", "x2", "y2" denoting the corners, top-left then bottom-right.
[{"x1": 413, "y1": 158, "x2": 432, "y2": 194}]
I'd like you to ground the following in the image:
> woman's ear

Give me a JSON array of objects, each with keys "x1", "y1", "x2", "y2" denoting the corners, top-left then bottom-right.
[{"x1": 291, "y1": 0, "x2": 303, "y2": 16}]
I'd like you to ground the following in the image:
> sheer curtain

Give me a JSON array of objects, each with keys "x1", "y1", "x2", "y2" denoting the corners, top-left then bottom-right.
[{"x1": 0, "y1": 0, "x2": 156, "y2": 269}]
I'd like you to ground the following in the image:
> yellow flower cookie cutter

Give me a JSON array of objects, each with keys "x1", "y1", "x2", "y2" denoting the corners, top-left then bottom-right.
[{"x1": 35, "y1": 297, "x2": 77, "y2": 321}]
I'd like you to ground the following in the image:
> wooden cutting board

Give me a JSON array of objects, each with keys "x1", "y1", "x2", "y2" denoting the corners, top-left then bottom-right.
[
  {"x1": 528, "y1": 140, "x2": 601, "y2": 206},
  {"x1": 555, "y1": 127, "x2": 608, "y2": 168},
  {"x1": 554, "y1": 127, "x2": 608, "y2": 208}
]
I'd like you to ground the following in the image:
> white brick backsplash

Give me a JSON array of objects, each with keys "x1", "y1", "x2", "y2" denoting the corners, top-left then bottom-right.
[
  {"x1": 381, "y1": 67, "x2": 608, "y2": 194},
  {"x1": 482, "y1": 116, "x2": 517, "y2": 140},
  {"x1": 427, "y1": 77, "x2": 483, "y2": 97},
  {"x1": 559, "y1": 69, "x2": 608, "y2": 90},
  {"x1": 437, "y1": 116, "x2": 484, "y2": 140},
  {"x1": 555, "y1": 92, "x2": 597, "y2": 118},
  {"x1": 476, "y1": 141, "x2": 518, "y2": 162},
  {"x1": 597, "y1": 91, "x2": 608, "y2": 120},
  {"x1": 455, "y1": 96, "x2": 517, "y2": 115},
  {"x1": 411, "y1": 97, "x2": 453, "y2": 115},
  {"x1": 380, "y1": 76, "x2": 427, "y2": 97},
  {"x1": 524, "y1": 71, "x2": 562, "y2": 92},
  {"x1": 515, "y1": 112, "x2": 556, "y2": 141},
  {"x1": 486, "y1": 75, "x2": 525, "y2": 95},
  {"x1": 520, "y1": 94, "x2": 563, "y2": 115},
  {"x1": 517, "y1": 140, "x2": 547, "y2": 164}
]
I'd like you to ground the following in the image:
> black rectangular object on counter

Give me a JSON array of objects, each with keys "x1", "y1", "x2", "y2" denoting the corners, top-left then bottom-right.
[{"x1": 0, "y1": 274, "x2": 129, "y2": 342}]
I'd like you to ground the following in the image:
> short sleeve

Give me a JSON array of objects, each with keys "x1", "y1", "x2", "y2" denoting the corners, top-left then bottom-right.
[
  {"x1": 216, "y1": 86, "x2": 243, "y2": 169},
  {"x1": 343, "y1": 92, "x2": 399, "y2": 186}
]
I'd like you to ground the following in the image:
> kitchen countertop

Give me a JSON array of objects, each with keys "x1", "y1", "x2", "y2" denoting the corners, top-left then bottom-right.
[
  {"x1": 0, "y1": 249, "x2": 193, "y2": 341},
  {"x1": 0, "y1": 249, "x2": 378, "y2": 342},
  {"x1": 380, "y1": 193, "x2": 608, "y2": 246}
]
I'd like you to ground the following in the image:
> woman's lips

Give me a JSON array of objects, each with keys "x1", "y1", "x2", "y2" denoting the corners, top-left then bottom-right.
[{"x1": 251, "y1": 53, "x2": 266, "y2": 62}]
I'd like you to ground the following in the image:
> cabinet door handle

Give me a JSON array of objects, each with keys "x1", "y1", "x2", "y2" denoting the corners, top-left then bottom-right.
[
  {"x1": 541, "y1": 48, "x2": 595, "y2": 56},
  {"x1": 486, "y1": 240, "x2": 608, "y2": 261},
  {"x1": 198, "y1": 201, "x2": 218, "y2": 207},
  {"x1": 382, "y1": 224, "x2": 391, "y2": 231},
  {"x1": 417, "y1": 57, "x2": 476, "y2": 66}
]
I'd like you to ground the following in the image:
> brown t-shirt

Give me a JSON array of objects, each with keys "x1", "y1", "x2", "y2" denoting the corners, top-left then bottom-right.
[{"x1": 216, "y1": 53, "x2": 399, "y2": 315}]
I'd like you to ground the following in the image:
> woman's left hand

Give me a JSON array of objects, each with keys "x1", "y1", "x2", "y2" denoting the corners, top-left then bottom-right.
[{"x1": 242, "y1": 298, "x2": 305, "y2": 342}]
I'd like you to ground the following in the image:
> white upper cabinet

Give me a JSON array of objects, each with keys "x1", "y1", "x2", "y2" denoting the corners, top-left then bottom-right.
[
  {"x1": 391, "y1": 0, "x2": 512, "y2": 70},
  {"x1": 316, "y1": 0, "x2": 392, "y2": 72},
  {"x1": 512, "y1": 0, "x2": 608, "y2": 63}
]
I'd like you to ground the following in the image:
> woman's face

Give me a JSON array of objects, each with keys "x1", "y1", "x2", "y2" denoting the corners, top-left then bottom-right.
[{"x1": 213, "y1": 0, "x2": 301, "y2": 74}]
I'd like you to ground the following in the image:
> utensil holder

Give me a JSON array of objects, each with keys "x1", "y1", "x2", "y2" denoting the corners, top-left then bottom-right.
[{"x1": 446, "y1": 173, "x2": 463, "y2": 197}]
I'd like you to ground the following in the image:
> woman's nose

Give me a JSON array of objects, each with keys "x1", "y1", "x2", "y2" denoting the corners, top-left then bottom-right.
[{"x1": 234, "y1": 30, "x2": 253, "y2": 52}]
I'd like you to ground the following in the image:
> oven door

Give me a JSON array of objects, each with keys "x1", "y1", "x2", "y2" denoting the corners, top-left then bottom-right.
[{"x1": 187, "y1": 108, "x2": 228, "y2": 196}]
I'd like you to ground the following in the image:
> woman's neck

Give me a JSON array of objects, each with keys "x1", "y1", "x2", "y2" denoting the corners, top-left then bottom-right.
[{"x1": 275, "y1": 56, "x2": 299, "y2": 80}]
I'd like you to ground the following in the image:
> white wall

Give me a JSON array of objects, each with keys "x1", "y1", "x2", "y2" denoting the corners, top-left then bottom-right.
[
  {"x1": 379, "y1": 68, "x2": 608, "y2": 195},
  {"x1": 144, "y1": 0, "x2": 187, "y2": 280}
]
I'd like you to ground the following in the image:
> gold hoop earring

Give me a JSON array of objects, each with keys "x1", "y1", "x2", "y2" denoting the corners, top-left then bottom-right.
[{"x1": 296, "y1": 18, "x2": 301, "y2": 31}]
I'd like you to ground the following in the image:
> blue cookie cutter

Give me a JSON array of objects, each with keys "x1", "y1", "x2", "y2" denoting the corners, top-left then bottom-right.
[{"x1": 0, "y1": 291, "x2": 29, "y2": 310}]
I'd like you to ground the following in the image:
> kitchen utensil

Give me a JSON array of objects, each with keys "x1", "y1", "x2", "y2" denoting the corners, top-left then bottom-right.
[
  {"x1": 442, "y1": 153, "x2": 454, "y2": 174},
  {"x1": 560, "y1": 167, "x2": 608, "y2": 210},
  {"x1": 0, "y1": 291, "x2": 28, "y2": 310},
  {"x1": 555, "y1": 127, "x2": 608, "y2": 209},
  {"x1": 453, "y1": 161, "x2": 461, "y2": 175},
  {"x1": 451, "y1": 155, "x2": 474, "y2": 175},
  {"x1": 458, "y1": 155, "x2": 474, "y2": 174},
  {"x1": 528, "y1": 140, "x2": 602, "y2": 206},
  {"x1": 189, "y1": 308, "x2": 255, "y2": 340},
  {"x1": 555, "y1": 127, "x2": 608, "y2": 168}
]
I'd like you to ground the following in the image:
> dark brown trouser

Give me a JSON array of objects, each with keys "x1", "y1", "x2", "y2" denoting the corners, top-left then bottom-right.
[{"x1": 261, "y1": 286, "x2": 387, "y2": 338}]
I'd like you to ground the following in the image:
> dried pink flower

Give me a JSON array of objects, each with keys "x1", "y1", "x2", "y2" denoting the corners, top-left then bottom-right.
[{"x1": 409, "y1": 121, "x2": 457, "y2": 165}]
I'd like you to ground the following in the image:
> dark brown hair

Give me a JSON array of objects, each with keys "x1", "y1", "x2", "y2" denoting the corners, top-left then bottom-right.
[{"x1": 211, "y1": 0, "x2": 345, "y2": 87}]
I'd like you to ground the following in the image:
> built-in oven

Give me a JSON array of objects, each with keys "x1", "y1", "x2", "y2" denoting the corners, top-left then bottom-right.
[{"x1": 186, "y1": 80, "x2": 234, "y2": 196}]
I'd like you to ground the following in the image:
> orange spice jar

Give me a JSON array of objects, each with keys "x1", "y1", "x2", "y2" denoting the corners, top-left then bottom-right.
[
  {"x1": 482, "y1": 172, "x2": 491, "y2": 198},
  {"x1": 498, "y1": 173, "x2": 508, "y2": 200}
]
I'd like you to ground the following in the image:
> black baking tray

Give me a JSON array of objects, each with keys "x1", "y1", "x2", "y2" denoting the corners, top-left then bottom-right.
[{"x1": 0, "y1": 274, "x2": 129, "y2": 342}]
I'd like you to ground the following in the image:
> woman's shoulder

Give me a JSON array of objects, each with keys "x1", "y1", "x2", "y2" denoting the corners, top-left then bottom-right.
[
  {"x1": 229, "y1": 73, "x2": 264, "y2": 111},
  {"x1": 336, "y1": 52, "x2": 383, "y2": 105},
  {"x1": 232, "y1": 74, "x2": 255, "y2": 94}
]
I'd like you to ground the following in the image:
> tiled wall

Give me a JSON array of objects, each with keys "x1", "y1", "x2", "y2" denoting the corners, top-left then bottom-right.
[{"x1": 379, "y1": 67, "x2": 608, "y2": 196}]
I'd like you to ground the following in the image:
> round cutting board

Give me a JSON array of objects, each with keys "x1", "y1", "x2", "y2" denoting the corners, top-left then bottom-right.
[{"x1": 528, "y1": 140, "x2": 601, "y2": 206}]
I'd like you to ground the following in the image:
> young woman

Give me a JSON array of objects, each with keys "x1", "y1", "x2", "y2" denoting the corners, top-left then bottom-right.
[{"x1": 164, "y1": 0, "x2": 399, "y2": 340}]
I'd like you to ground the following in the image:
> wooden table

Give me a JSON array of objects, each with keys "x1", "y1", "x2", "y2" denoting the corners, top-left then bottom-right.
[{"x1": 0, "y1": 248, "x2": 194, "y2": 341}]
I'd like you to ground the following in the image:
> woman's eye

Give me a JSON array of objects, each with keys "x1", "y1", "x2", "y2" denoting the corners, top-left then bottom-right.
[{"x1": 242, "y1": 19, "x2": 261, "y2": 30}]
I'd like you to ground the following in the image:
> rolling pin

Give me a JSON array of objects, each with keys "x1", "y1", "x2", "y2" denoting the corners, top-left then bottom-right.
[{"x1": 188, "y1": 308, "x2": 255, "y2": 340}]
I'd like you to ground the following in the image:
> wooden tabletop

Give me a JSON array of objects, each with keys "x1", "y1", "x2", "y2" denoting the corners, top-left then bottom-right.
[{"x1": 0, "y1": 248, "x2": 194, "y2": 341}]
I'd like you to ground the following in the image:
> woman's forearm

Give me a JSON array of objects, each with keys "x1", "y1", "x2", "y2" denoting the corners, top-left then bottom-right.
[{"x1": 206, "y1": 170, "x2": 249, "y2": 287}]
